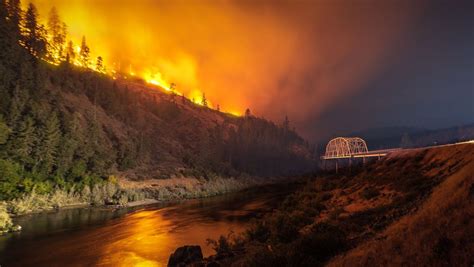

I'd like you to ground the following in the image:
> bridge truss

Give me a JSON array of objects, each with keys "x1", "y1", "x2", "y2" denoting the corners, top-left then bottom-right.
[{"x1": 323, "y1": 137, "x2": 369, "y2": 159}]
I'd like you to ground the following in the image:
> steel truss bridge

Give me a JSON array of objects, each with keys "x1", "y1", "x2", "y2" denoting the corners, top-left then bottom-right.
[{"x1": 321, "y1": 137, "x2": 398, "y2": 160}]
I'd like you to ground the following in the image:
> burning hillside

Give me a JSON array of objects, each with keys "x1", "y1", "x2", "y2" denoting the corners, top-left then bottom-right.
[{"x1": 16, "y1": 1, "x2": 236, "y2": 115}]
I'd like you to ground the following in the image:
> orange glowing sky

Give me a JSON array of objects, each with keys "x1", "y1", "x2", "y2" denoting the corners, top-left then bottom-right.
[{"x1": 29, "y1": 0, "x2": 426, "y2": 138}]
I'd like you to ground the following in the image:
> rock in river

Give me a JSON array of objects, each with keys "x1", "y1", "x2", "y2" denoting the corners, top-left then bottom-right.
[{"x1": 168, "y1": 245, "x2": 204, "y2": 267}]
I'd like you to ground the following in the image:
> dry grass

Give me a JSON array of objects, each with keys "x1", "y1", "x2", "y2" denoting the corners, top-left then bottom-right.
[
  {"x1": 328, "y1": 143, "x2": 474, "y2": 267},
  {"x1": 6, "y1": 182, "x2": 147, "y2": 215},
  {"x1": 118, "y1": 175, "x2": 274, "y2": 201},
  {"x1": 0, "y1": 202, "x2": 13, "y2": 233},
  {"x1": 6, "y1": 175, "x2": 266, "y2": 215},
  {"x1": 8, "y1": 188, "x2": 85, "y2": 214}
]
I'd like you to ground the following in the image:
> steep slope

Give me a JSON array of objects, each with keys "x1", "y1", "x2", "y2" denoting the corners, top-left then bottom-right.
[
  {"x1": 52, "y1": 70, "x2": 315, "y2": 179},
  {"x1": 196, "y1": 143, "x2": 473, "y2": 266},
  {"x1": 329, "y1": 143, "x2": 474, "y2": 266}
]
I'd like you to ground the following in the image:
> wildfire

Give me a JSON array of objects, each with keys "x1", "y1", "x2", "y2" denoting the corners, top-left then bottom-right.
[
  {"x1": 21, "y1": 1, "x2": 245, "y2": 117},
  {"x1": 143, "y1": 71, "x2": 171, "y2": 91},
  {"x1": 227, "y1": 110, "x2": 242, "y2": 117}
]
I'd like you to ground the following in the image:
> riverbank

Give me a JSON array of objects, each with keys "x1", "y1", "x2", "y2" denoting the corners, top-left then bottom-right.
[
  {"x1": 0, "y1": 182, "x2": 300, "y2": 266},
  {"x1": 0, "y1": 175, "x2": 303, "y2": 234}
]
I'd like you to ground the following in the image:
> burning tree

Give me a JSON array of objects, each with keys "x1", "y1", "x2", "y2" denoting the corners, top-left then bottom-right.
[
  {"x1": 65, "y1": 40, "x2": 75, "y2": 63},
  {"x1": 201, "y1": 93, "x2": 208, "y2": 107},
  {"x1": 79, "y1": 36, "x2": 90, "y2": 68},
  {"x1": 47, "y1": 7, "x2": 67, "y2": 63},
  {"x1": 96, "y1": 56, "x2": 105, "y2": 73}
]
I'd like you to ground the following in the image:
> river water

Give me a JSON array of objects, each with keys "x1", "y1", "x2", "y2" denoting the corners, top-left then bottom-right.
[{"x1": 0, "y1": 184, "x2": 296, "y2": 266}]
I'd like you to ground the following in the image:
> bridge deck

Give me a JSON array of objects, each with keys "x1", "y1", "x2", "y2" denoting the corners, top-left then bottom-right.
[{"x1": 321, "y1": 148, "x2": 400, "y2": 160}]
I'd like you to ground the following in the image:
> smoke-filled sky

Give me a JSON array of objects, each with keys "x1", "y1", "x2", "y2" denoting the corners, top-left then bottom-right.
[{"x1": 30, "y1": 0, "x2": 473, "y2": 142}]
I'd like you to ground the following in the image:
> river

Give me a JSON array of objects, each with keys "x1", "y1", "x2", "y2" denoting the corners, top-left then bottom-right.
[{"x1": 0, "y1": 183, "x2": 297, "y2": 266}]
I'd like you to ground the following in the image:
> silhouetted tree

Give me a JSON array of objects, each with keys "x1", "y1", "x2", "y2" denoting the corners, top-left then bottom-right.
[
  {"x1": 79, "y1": 35, "x2": 90, "y2": 67},
  {"x1": 96, "y1": 56, "x2": 104, "y2": 72},
  {"x1": 6, "y1": 0, "x2": 22, "y2": 36},
  {"x1": 47, "y1": 6, "x2": 67, "y2": 62},
  {"x1": 65, "y1": 40, "x2": 75, "y2": 63},
  {"x1": 170, "y1": 83, "x2": 176, "y2": 92},
  {"x1": 245, "y1": 108, "x2": 251, "y2": 118},
  {"x1": 201, "y1": 93, "x2": 208, "y2": 107},
  {"x1": 22, "y1": 3, "x2": 47, "y2": 57}
]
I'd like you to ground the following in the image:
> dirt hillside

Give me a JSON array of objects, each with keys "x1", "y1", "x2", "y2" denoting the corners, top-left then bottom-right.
[{"x1": 328, "y1": 143, "x2": 474, "y2": 266}]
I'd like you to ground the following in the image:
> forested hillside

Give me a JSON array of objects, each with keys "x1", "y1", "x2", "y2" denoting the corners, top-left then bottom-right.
[{"x1": 0, "y1": 0, "x2": 315, "y2": 202}]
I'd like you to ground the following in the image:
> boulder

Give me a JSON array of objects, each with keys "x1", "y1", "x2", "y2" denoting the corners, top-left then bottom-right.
[{"x1": 168, "y1": 245, "x2": 204, "y2": 267}]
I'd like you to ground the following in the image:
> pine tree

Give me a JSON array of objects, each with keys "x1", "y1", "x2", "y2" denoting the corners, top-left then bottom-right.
[
  {"x1": 0, "y1": 115, "x2": 10, "y2": 145},
  {"x1": 201, "y1": 92, "x2": 208, "y2": 107},
  {"x1": 22, "y1": 3, "x2": 47, "y2": 58},
  {"x1": 7, "y1": 85, "x2": 27, "y2": 125},
  {"x1": 34, "y1": 111, "x2": 61, "y2": 175},
  {"x1": 79, "y1": 36, "x2": 90, "y2": 67},
  {"x1": 170, "y1": 83, "x2": 176, "y2": 92},
  {"x1": 6, "y1": 0, "x2": 22, "y2": 37},
  {"x1": 47, "y1": 7, "x2": 67, "y2": 63},
  {"x1": 0, "y1": 0, "x2": 22, "y2": 88},
  {"x1": 65, "y1": 40, "x2": 75, "y2": 63},
  {"x1": 96, "y1": 56, "x2": 104, "y2": 72},
  {"x1": 65, "y1": 113, "x2": 86, "y2": 161},
  {"x1": 245, "y1": 108, "x2": 251, "y2": 118},
  {"x1": 8, "y1": 115, "x2": 36, "y2": 168},
  {"x1": 86, "y1": 116, "x2": 113, "y2": 174}
]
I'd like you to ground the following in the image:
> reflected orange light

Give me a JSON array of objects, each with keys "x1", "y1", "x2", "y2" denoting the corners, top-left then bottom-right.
[{"x1": 96, "y1": 210, "x2": 172, "y2": 267}]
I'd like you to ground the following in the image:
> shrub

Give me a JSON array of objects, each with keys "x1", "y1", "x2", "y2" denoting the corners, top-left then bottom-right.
[
  {"x1": 0, "y1": 159, "x2": 22, "y2": 200},
  {"x1": 287, "y1": 223, "x2": 347, "y2": 266},
  {"x1": 361, "y1": 187, "x2": 380, "y2": 200},
  {"x1": 0, "y1": 202, "x2": 12, "y2": 233},
  {"x1": 207, "y1": 235, "x2": 233, "y2": 255},
  {"x1": 247, "y1": 220, "x2": 270, "y2": 243},
  {"x1": 239, "y1": 245, "x2": 286, "y2": 267},
  {"x1": 269, "y1": 211, "x2": 300, "y2": 243}
]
